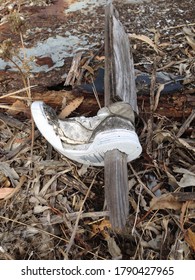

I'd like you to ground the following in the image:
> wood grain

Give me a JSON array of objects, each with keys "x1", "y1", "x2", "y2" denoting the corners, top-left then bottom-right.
[
  {"x1": 104, "y1": 3, "x2": 138, "y2": 230},
  {"x1": 104, "y1": 149, "x2": 129, "y2": 230}
]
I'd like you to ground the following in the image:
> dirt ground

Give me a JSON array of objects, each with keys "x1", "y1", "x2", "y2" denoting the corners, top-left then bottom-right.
[{"x1": 0, "y1": 0, "x2": 195, "y2": 260}]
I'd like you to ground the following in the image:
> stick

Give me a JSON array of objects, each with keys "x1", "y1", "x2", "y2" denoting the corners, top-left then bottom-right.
[{"x1": 104, "y1": 3, "x2": 138, "y2": 230}]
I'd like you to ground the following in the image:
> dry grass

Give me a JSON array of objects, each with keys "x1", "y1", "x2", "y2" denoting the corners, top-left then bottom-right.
[
  {"x1": 0, "y1": 104, "x2": 194, "y2": 259},
  {"x1": 0, "y1": 0, "x2": 195, "y2": 260}
]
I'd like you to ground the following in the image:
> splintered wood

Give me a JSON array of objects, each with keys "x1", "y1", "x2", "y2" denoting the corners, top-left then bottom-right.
[
  {"x1": 104, "y1": 3, "x2": 138, "y2": 230},
  {"x1": 104, "y1": 4, "x2": 137, "y2": 112}
]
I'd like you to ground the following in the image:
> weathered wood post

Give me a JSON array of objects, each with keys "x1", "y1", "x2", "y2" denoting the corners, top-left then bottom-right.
[{"x1": 104, "y1": 3, "x2": 139, "y2": 230}]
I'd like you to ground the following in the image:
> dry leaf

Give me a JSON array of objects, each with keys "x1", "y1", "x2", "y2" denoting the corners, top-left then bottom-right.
[
  {"x1": 183, "y1": 27, "x2": 195, "y2": 51},
  {"x1": 58, "y1": 96, "x2": 84, "y2": 119},
  {"x1": 33, "y1": 205, "x2": 50, "y2": 214},
  {"x1": 91, "y1": 219, "x2": 121, "y2": 259},
  {"x1": 154, "y1": 30, "x2": 161, "y2": 45},
  {"x1": 141, "y1": 235, "x2": 162, "y2": 250},
  {"x1": 150, "y1": 193, "x2": 182, "y2": 210},
  {"x1": 0, "y1": 188, "x2": 14, "y2": 199},
  {"x1": 129, "y1": 33, "x2": 164, "y2": 55},
  {"x1": 3, "y1": 175, "x2": 26, "y2": 200},
  {"x1": 82, "y1": 64, "x2": 94, "y2": 75},
  {"x1": 169, "y1": 239, "x2": 190, "y2": 260},
  {"x1": 180, "y1": 201, "x2": 189, "y2": 230},
  {"x1": 150, "y1": 193, "x2": 195, "y2": 210},
  {"x1": 183, "y1": 27, "x2": 195, "y2": 37},
  {"x1": 153, "y1": 131, "x2": 173, "y2": 144},
  {"x1": 91, "y1": 219, "x2": 111, "y2": 238},
  {"x1": 106, "y1": 236, "x2": 122, "y2": 259},
  {"x1": 95, "y1": 55, "x2": 105, "y2": 61},
  {"x1": 0, "y1": 163, "x2": 19, "y2": 187},
  {"x1": 129, "y1": 196, "x2": 137, "y2": 212},
  {"x1": 7, "y1": 100, "x2": 28, "y2": 115},
  {"x1": 185, "y1": 228, "x2": 195, "y2": 251},
  {"x1": 77, "y1": 164, "x2": 89, "y2": 176},
  {"x1": 0, "y1": 174, "x2": 10, "y2": 188},
  {"x1": 165, "y1": 169, "x2": 180, "y2": 189},
  {"x1": 173, "y1": 167, "x2": 195, "y2": 176},
  {"x1": 178, "y1": 138, "x2": 195, "y2": 152},
  {"x1": 178, "y1": 173, "x2": 195, "y2": 188},
  {"x1": 154, "y1": 84, "x2": 164, "y2": 111},
  {"x1": 186, "y1": 36, "x2": 195, "y2": 51}
]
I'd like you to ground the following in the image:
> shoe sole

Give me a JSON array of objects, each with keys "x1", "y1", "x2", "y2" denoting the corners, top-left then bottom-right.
[{"x1": 31, "y1": 101, "x2": 142, "y2": 166}]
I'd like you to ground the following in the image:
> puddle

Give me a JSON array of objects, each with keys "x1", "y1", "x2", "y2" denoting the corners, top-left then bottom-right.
[{"x1": 0, "y1": 34, "x2": 94, "y2": 72}]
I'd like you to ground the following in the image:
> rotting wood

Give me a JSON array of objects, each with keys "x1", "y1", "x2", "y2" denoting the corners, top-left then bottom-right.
[
  {"x1": 1, "y1": 89, "x2": 194, "y2": 119},
  {"x1": 104, "y1": 3, "x2": 138, "y2": 230}
]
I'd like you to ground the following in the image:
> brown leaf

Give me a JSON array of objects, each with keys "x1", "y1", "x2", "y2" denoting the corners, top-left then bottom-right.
[
  {"x1": 0, "y1": 188, "x2": 14, "y2": 199},
  {"x1": 7, "y1": 100, "x2": 28, "y2": 115},
  {"x1": 82, "y1": 64, "x2": 94, "y2": 75},
  {"x1": 183, "y1": 27, "x2": 195, "y2": 51},
  {"x1": 150, "y1": 193, "x2": 182, "y2": 210},
  {"x1": 153, "y1": 131, "x2": 173, "y2": 144},
  {"x1": 183, "y1": 27, "x2": 195, "y2": 36},
  {"x1": 150, "y1": 193, "x2": 195, "y2": 210},
  {"x1": 186, "y1": 35, "x2": 195, "y2": 51},
  {"x1": 154, "y1": 30, "x2": 161, "y2": 45},
  {"x1": 106, "y1": 236, "x2": 122, "y2": 259},
  {"x1": 185, "y1": 228, "x2": 195, "y2": 251},
  {"x1": 95, "y1": 55, "x2": 105, "y2": 61},
  {"x1": 178, "y1": 138, "x2": 195, "y2": 152},
  {"x1": 0, "y1": 174, "x2": 10, "y2": 188},
  {"x1": 91, "y1": 220, "x2": 122, "y2": 259},
  {"x1": 129, "y1": 33, "x2": 164, "y2": 55},
  {"x1": 91, "y1": 219, "x2": 111, "y2": 238},
  {"x1": 58, "y1": 96, "x2": 84, "y2": 119},
  {"x1": 154, "y1": 84, "x2": 165, "y2": 111},
  {"x1": 165, "y1": 169, "x2": 180, "y2": 189}
]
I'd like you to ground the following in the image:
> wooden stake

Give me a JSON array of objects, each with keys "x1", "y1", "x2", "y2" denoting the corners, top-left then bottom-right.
[
  {"x1": 104, "y1": 3, "x2": 138, "y2": 230},
  {"x1": 104, "y1": 149, "x2": 129, "y2": 229}
]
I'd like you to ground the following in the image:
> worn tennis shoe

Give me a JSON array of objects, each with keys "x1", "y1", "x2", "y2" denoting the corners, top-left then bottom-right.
[{"x1": 31, "y1": 101, "x2": 142, "y2": 166}]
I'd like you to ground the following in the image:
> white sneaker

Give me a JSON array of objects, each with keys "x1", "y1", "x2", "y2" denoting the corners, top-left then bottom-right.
[{"x1": 31, "y1": 101, "x2": 142, "y2": 166}]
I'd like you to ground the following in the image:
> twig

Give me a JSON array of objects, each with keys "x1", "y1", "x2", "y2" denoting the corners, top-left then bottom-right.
[
  {"x1": 132, "y1": 185, "x2": 143, "y2": 235},
  {"x1": 146, "y1": 58, "x2": 156, "y2": 154},
  {"x1": 19, "y1": 31, "x2": 32, "y2": 100},
  {"x1": 4, "y1": 175, "x2": 26, "y2": 200},
  {"x1": 176, "y1": 110, "x2": 195, "y2": 138},
  {"x1": 129, "y1": 163, "x2": 155, "y2": 198},
  {"x1": 66, "y1": 211, "x2": 109, "y2": 221},
  {"x1": 64, "y1": 51, "x2": 83, "y2": 86},
  {"x1": 76, "y1": 44, "x2": 104, "y2": 85},
  {"x1": 91, "y1": 76, "x2": 102, "y2": 109},
  {"x1": 65, "y1": 174, "x2": 97, "y2": 255},
  {"x1": 162, "y1": 22, "x2": 195, "y2": 31},
  {"x1": 0, "y1": 86, "x2": 36, "y2": 100},
  {"x1": 154, "y1": 83, "x2": 164, "y2": 111},
  {"x1": 4, "y1": 130, "x2": 40, "y2": 160}
]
